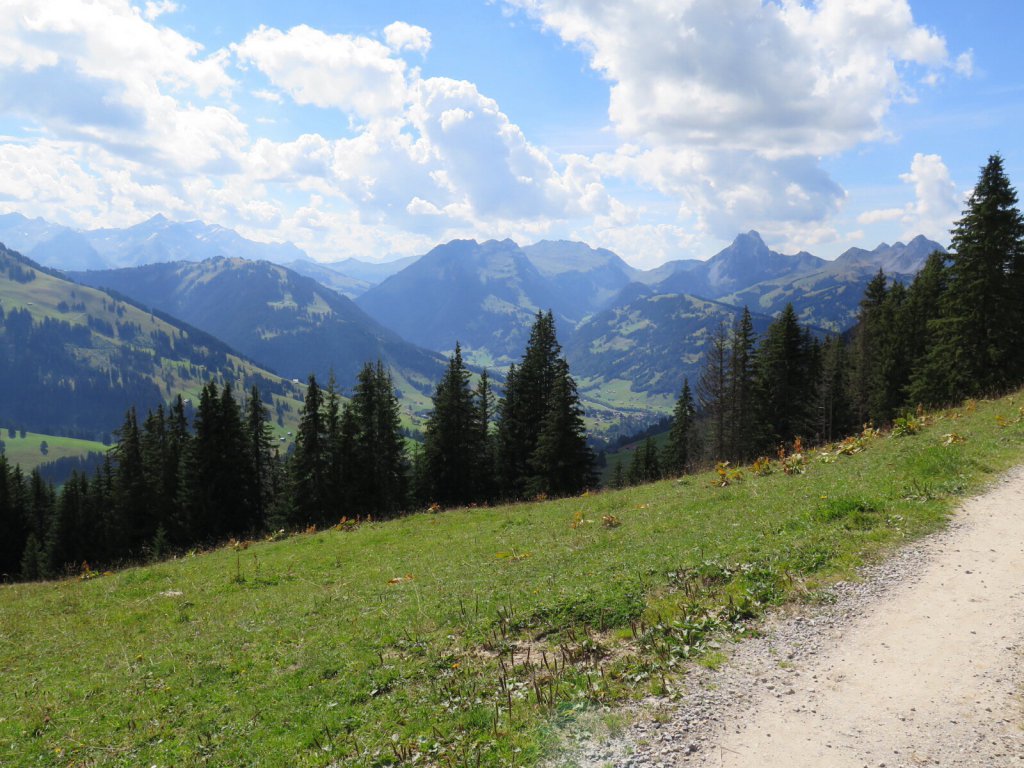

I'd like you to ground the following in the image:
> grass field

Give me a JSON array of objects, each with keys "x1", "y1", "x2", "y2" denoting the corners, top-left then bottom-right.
[
  {"x1": 2, "y1": 394, "x2": 1023, "y2": 767},
  {"x1": 0, "y1": 430, "x2": 107, "y2": 474}
]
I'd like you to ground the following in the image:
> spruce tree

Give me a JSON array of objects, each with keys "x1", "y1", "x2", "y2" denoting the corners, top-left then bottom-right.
[
  {"x1": 424, "y1": 343, "x2": 479, "y2": 506},
  {"x1": 754, "y1": 304, "x2": 813, "y2": 450},
  {"x1": 245, "y1": 385, "x2": 276, "y2": 529},
  {"x1": 664, "y1": 378, "x2": 696, "y2": 476},
  {"x1": 291, "y1": 374, "x2": 328, "y2": 525},
  {"x1": 697, "y1": 323, "x2": 729, "y2": 460},
  {"x1": 474, "y1": 369, "x2": 496, "y2": 502},
  {"x1": 915, "y1": 155, "x2": 1024, "y2": 401},
  {"x1": 727, "y1": 308, "x2": 758, "y2": 460},
  {"x1": 528, "y1": 358, "x2": 594, "y2": 497},
  {"x1": 850, "y1": 270, "x2": 888, "y2": 424},
  {"x1": 627, "y1": 437, "x2": 661, "y2": 485},
  {"x1": 349, "y1": 361, "x2": 407, "y2": 517}
]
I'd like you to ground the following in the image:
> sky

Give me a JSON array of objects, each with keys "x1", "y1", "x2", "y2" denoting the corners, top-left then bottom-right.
[{"x1": 0, "y1": 0, "x2": 1021, "y2": 269}]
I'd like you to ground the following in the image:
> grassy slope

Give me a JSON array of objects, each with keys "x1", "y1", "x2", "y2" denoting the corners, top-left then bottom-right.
[
  {"x1": 0, "y1": 430, "x2": 107, "y2": 473},
  {"x1": 2, "y1": 395, "x2": 1024, "y2": 767}
]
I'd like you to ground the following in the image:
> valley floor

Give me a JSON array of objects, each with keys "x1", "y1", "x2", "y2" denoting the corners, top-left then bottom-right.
[{"x1": 560, "y1": 467, "x2": 1024, "y2": 767}]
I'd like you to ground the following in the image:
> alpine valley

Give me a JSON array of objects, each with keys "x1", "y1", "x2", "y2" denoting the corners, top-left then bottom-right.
[{"x1": 1, "y1": 212, "x2": 944, "y2": 450}]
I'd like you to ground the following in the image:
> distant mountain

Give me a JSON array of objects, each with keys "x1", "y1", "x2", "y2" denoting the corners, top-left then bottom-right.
[
  {"x1": 326, "y1": 255, "x2": 420, "y2": 284},
  {"x1": 567, "y1": 292, "x2": 775, "y2": 407},
  {"x1": 284, "y1": 258, "x2": 371, "y2": 299},
  {"x1": 0, "y1": 212, "x2": 68, "y2": 254},
  {"x1": 357, "y1": 239, "x2": 567, "y2": 366},
  {"x1": 652, "y1": 231, "x2": 827, "y2": 299},
  {"x1": 71, "y1": 258, "x2": 446, "y2": 414},
  {"x1": 521, "y1": 240, "x2": 639, "y2": 321},
  {"x1": 0, "y1": 243, "x2": 306, "y2": 440},
  {"x1": 834, "y1": 235, "x2": 944, "y2": 274},
  {"x1": 81, "y1": 214, "x2": 308, "y2": 268},
  {"x1": 28, "y1": 229, "x2": 106, "y2": 271}
]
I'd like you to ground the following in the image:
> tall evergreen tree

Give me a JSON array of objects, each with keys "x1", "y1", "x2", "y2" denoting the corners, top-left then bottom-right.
[
  {"x1": 664, "y1": 378, "x2": 696, "y2": 475},
  {"x1": 245, "y1": 385, "x2": 277, "y2": 529},
  {"x1": 914, "y1": 155, "x2": 1024, "y2": 402},
  {"x1": 348, "y1": 361, "x2": 407, "y2": 517},
  {"x1": 727, "y1": 308, "x2": 758, "y2": 460},
  {"x1": 754, "y1": 304, "x2": 813, "y2": 450},
  {"x1": 528, "y1": 358, "x2": 594, "y2": 496},
  {"x1": 627, "y1": 436, "x2": 662, "y2": 485},
  {"x1": 697, "y1": 323, "x2": 729, "y2": 460},
  {"x1": 474, "y1": 369, "x2": 496, "y2": 502},
  {"x1": 291, "y1": 374, "x2": 328, "y2": 525},
  {"x1": 424, "y1": 343, "x2": 479, "y2": 506}
]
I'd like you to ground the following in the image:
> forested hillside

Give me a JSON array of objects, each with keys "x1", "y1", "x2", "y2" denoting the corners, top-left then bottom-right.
[{"x1": 0, "y1": 245, "x2": 305, "y2": 440}]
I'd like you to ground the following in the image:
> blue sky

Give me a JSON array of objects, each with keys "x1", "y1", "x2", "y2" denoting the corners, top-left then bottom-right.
[{"x1": 0, "y1": 0, "x2": 1020, "y2": 268}]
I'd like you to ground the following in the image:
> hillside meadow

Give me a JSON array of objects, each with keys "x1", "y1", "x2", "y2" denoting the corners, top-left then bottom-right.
[{"x1": 2, "y1": 394, "x2": 1024, "y2": 767}]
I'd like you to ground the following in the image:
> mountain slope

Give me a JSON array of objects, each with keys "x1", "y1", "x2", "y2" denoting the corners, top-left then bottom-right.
[
  {"x1": 326, "y1": 255, "x2": 420, "y2": 284},
  {"x1": 356, "y1": 239, "x2": 567, "y2": 366},
  {"x1": 567, "y1": 292, "x2": 775, "y2": 415},
  {"x1": 653, "y1": 231, "x2": 827, "y2": 299},
  {"x1": 0, "y1": 243, "x2": 305, "y2": 439},
  {"x1": 283, "y1": 259, "x2": 371, "y2": 298},
  {"x1": 521, "y1": 240, "x2": 639, "y2": 321},
  {"x1": 71, "y1": 258, "x2": 446, "y2": 413},
  {"x1": 833, "y1": 235, "x2": 945, "y2": 274}
]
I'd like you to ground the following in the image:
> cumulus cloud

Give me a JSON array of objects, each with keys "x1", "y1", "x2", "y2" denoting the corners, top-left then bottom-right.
[
  {"x1": 143, "y1": 1, "x2": 179, "y2": 21},
  {"x1": 857, "y1": 153, "x2": 961, "y2": 245},
  {"x1": 505, "y1": 0, "x2": 969, "y2": 242},
  {"x1": 898, "y1": 152, "x2": 961, "y2": 242},
  {"x1": 384, "y1": 21, "x2": 431, "y2": 55},
  {"x1": 233, "y1": 25, "x2": 411, "y2": 119}
]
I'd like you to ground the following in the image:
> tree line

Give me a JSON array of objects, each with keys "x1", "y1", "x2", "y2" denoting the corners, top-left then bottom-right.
[
  {"x1": 612, "y1": 154, "x2": 1024, "y2": 486},
  {"x1": 0, "y1": 311, "x2": 595, "y2": 581}
]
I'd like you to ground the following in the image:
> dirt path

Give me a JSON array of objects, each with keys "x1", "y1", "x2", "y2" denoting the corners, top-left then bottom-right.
[{"x1": 562, "y1": 468, "x2": 1024, "y2": 768}]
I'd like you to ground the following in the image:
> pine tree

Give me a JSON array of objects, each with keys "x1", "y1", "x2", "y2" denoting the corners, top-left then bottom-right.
[
  {"x1": 291, "y1": 374, "x2": 327, "y2": 525},
  {"x1": 697, "y1": 323, "x2": 729, "y2": 460},
  {"x1": 348, "y1": 361, "x2": 407, "y2": 517},
  {"x1": 111, "y1": 406, "x2": 148, "y2": 552},
  {"x1": 849, "y1": 270, "x2": 888, "y2": 424},
  {"x1": 727, "y1": 308, "x2": 758, "y2": 460},
  {"x1": 815, "y1": 336, "x2": 853, "y2": 442},
  {"x1": 915, "y1": 155, "x2": 1024, "y2": 401},
  {"x1": 664, "y1": 378, "x2": 696, "y2": 476},
  {"x1": 528, "y1": 358, "x2": 594, "y2": 497},
  {"x1": 754, "y1": 304, "x2": 813, "y2": 450},
  {"x1": 424, "y1": 343, "x2": 479, "y2": 506},
  {"x1": 474, "y1": 369, "x2": 496, "y2": 503},
  {"x1": 611, "y1": 458, "x2": 625, "y2": 489},
  {"x1": 627, "y1": 437, "x2": 661, "y2": 485},
  {"x1": 245, "y1": 385, "x2": 277, "y2": 529}
]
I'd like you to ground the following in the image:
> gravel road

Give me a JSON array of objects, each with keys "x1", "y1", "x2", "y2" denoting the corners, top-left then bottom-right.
[{"x1": 557, "y1": 467, "x2": 1024, "y2": 768}]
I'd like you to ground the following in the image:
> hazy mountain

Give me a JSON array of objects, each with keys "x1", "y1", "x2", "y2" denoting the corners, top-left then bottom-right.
[
  {"x1": 0, "y1": 243, "x2": 305, "y2": 439},
  {"x1": 71, "y1": 258, "x2": 446, "y2": 413},
  {"x1": 0, "y1": 212, "x2": 68, "y2": 253},
  {"x1": 833, "y1": 235, "x2": 945, "y2": 274},
  {"x1": 652, "y1": 231, "x2": 827, "y2": 299},
  {"x1": 81, "y1": 214, "x2": 308, "y2": 268},
  {"x1": 284, "y1": 258, "x2": 371, "y2": 299},
  {"x1": 521, "y1": 240, "x2": 639, "y2": 321},
  {"x1": 357, "y1": 239, "x2": 567, "y2": 366},
  {"x1": 326, "y1": 255, "x2": 420, "y2": 284},
  {"x1": 29, "y1": 229, "x2": 106, "y2": 271}
]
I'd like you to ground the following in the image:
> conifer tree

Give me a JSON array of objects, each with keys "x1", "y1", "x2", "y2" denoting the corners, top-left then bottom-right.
[
  {"x1": 627, "y1": 437, "x2": 661, "y2": 485},
  {"x1": 349, "y1": 361, "x2": 407, "y2": 517},
  {"x1": 697, "y1": 323, "x2": 729, "y2": 460},
  {"x1": 849, "y1": 270, "x2": 888, "y2": 424},
  {"x1": 914, "y1": 154, "x2": 1024, "y2": 402},
  {"x1": 727, "y1": 308, "x2": 758, "y2": 460},
  {"x1": 291, "y1": 374, "x2": 327, "y2": 525},
  {"x1": 474, "y1": 369, "x2": 496, "y2": 502},
  {"x1": 528, "y1": 358, "x2": 594, "y2": 496},
  {"x1": 245, "y1": 385, "x2": 277, "y2": 529},
  {"x1": 424, "y1": 343, "x2": 478, "y2": 506},
  {"x1": 754, "y1": 304, "x2": 813, "y2": 450},
  {"x1": 664, "y1": 378, "x2": 696, "y2": 476},
  {"x1": 111, "y1": 406, "x2": 148, "y2": 552}
]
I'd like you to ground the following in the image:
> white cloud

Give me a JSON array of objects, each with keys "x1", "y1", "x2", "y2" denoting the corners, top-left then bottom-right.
[
  {"x1": 504, "y1": 0, "x2": 969, "y2": 244},
  {"x1": 898, "y1": 152, "x2": 960, "y2": 242},
  {"x1": 384, "y1": 21, "x2": 431, "y2": 55},
  {"x1": 858, "y1": 208, "x2": 904, "y2": 225},
  {"x1": 232, "y1": 25, "x2": 410, "y2": 119},
  {"x1": 856, "y1": 153, "x2": 960, "y2": 245},
  {"x1": 143, "y1": 1, "x2": 179, "y2": 21}
]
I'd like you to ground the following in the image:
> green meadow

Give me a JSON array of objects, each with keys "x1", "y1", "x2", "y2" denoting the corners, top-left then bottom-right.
[{"x1": 2, "y1": 394, "x2": 1023, "y2": 767}]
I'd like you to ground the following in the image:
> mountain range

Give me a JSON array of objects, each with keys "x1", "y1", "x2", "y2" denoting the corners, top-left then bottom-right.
[
  {"x1": 0, "y1": 211, "x2": 946, "y2": 437},
  {"x1": 0, "y1": 244, "x2": 306, "y2": 441}
]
